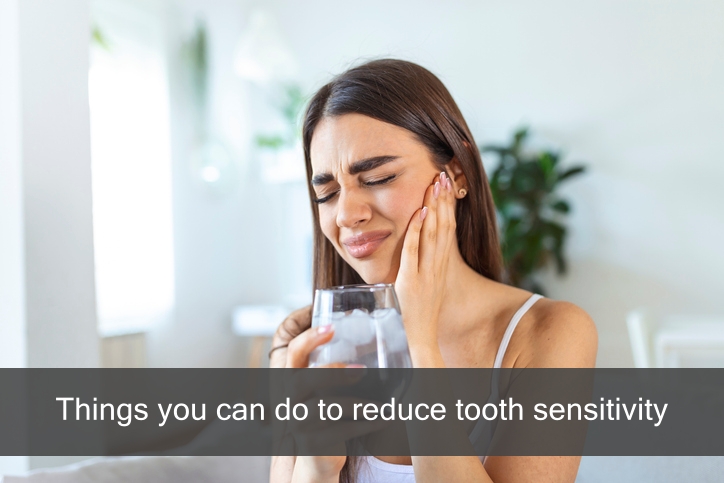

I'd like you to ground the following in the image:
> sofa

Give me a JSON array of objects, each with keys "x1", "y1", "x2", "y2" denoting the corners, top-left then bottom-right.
[{"x1": 4, "y1": 456, "x2": 724, "y2": 482}]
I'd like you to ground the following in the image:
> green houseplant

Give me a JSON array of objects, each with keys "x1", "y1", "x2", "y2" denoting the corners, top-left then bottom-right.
[{"x1": 482, "y1": 128, "x2": 586, "y2": 294}]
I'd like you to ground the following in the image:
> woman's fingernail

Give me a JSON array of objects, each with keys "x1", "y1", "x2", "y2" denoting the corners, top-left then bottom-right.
[
  {"x1": 317, "y1": 325, "x2": 333, "y2": 335},
  {"x1": 446, "y1": 177, "x2": 452, "y2": 191},
  {"x1": 433, "y1": 181, "x2": 440, "y2": 199},
  {"x1": 420, "y1": 206, "x2": 428, "y2": 221},
  {"x1": 440, "y1": 171, "x2": 446, "y2": 182}
]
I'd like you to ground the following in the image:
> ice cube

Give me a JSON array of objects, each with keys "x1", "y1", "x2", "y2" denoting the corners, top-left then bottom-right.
[
  {"x1": 372, "y1": 308, "x2": 393, "y2": 319},
  {"x1": 313, "y1": 310, "x2": 345, "y2": 328},
  {"x1": 373, "y1": 308, "x2": 408, "y2": 352},
  {"x1": 349, "y1": 308, "x2": 369, "y2": 317},
  {"x1": 335, "y1": 309, "x2": 375, "y2": 345},
  {"x1": 318, "y1": 339, "x2": 357, "y2": 365}
]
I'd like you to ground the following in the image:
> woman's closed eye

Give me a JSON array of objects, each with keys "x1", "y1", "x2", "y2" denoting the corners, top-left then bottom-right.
[
  {"x1": 313, "y1": 174, "x2": 397, "y2": 204},
  {"x1": 363, "y1": 174, "x2": 396, "y2": 186},
  {"x1": 313, "y1": 191, "x2": 338, "y2": 204}
]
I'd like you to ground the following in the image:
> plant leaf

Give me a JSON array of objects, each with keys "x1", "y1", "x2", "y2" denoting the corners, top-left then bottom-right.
[
  {"x1": 539, "y1": 152, "x2": 554, "y2": 177},
  {"x1": 513, "y1": 127, "x2": 529, "y2": 150},
  {"x1": 255, "y1": 135, "x2": 286, "y2": 149},
  {"x1": 481, "y1": 144, "x2": 511, "y2": 156},
  {"x1": 551, "y1": 199, "x2": 570, "y2": 213},
  {"x1": 91, "y1": 25, "x2": 111, "y2": 51},
  {"x1": 557, "y1": 165, "x2": 586, "y2": 183}
]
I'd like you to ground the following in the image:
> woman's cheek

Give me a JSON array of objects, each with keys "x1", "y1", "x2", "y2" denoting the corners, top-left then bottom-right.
[
  {"x1": 377, "y1": 184, "x2": 425, "y2": 226},
  {"x1": 318, "y1": 209, "x2": 339, "y2": 247}
]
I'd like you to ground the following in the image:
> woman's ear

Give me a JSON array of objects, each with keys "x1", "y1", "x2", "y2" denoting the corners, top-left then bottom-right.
[{"x1": 446, "y1": 157, "x2": 469, "y2": 199}]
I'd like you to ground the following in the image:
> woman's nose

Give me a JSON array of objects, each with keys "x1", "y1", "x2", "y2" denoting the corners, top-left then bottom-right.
[{"x1": 335, "y1": 189, "x2": 372, "y2": 228}]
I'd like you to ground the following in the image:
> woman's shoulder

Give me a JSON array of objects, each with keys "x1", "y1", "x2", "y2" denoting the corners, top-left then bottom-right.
[
  {"x1": 521, "y1": 296, "x2": 598, "y2": 368},
  {"x1": 490, "y1": 283, "x2": 597, "y2": 369}
]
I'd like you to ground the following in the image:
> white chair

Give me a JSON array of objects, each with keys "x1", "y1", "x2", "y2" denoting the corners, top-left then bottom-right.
[
  {"x1": 654, "y1": 315, "x2": 724, "y2": 368},
  {"x1": 626, "y1": 309, "x2": 724, "y2": 368},
  {"x1": 626, "y1": 309, "x2": 654, "y2": 368}
]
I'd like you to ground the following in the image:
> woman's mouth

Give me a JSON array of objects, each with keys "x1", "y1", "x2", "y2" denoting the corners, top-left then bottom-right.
[{"x1": 342, "y1": 231, "x2": 391, "y2": 259}]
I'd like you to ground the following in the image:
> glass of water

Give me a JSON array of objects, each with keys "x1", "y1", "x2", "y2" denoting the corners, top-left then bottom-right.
[{"x1": 308, "y1": 284, "x2": 412, "y2": 368}]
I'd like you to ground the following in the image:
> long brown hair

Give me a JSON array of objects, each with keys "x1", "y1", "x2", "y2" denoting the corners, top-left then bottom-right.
[
  {"x1": 303, "y1": 58, "x2": 502, "y2": 291},
  {"x1": 302, "y1": 59, "x2": 503, "y2": 482}
]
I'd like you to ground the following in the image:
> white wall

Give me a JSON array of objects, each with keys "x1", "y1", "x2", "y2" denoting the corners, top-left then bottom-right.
[
  {"x1": 18, "y1": 0, "x2": 99, "y2": 367},
  {"x1": 0, "y1": 0, "x2": 28, "y2": 474},
  {"x1": 0, "y1": 0, "x2": 27, "y2": 368},
  {"x1": 145, "y1": 0, "x2": 286, "y2": 367},
  {"x1": 1, "y1": 1, "x2": 100, "y2": 472},
  {"x1": 243, "y1": 0, "x2": 724, "y2": 367}
]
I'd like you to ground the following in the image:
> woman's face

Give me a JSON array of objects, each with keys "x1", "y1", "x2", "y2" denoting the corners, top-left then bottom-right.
[{"x1": 309, "y1": 113, "x2": 444, "y2": 284}]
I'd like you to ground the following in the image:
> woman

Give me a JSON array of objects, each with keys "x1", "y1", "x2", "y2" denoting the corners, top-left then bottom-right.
[{"x1": 269, "y1": 59, "x2": 597, "y2": 482}]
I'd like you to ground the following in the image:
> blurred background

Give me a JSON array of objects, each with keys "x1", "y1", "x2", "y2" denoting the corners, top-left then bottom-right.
[
  {"x1": 0, "y1": 0, "x2": 724, "y2": 367},
  {"x1": 1, "y1": 0, "x2": 724, "y2": 476},
  {"x1": 3, "y1": 0, "x2": 724, "y2": 368}
]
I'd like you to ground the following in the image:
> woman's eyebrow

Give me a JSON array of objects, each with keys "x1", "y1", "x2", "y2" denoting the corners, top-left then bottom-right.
[
  {"x1": 311, "y1": 155, "x2": 400, "y2": 186},
  {"x1": 311, "y1": 172, "x2": 334, "y2": 186},
  {"x1": 349, "y1": 155, "x2": 400, "y2": 174}
]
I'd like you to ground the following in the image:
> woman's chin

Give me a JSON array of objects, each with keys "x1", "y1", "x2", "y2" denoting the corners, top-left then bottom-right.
[{"x1": 355, "y1": 264, "x2": 398, "y2": 285}]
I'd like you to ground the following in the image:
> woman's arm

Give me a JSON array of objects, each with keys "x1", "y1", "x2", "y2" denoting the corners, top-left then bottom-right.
[
  {"x1": 482, "y1": 301, "x2": 598, "y2": 483},
  {"x1": 411, "y1": 302, "x2": 597, "y2": 483},
  {"x1": 270, "y1": 456, "x2": 296, "y2": 483}
]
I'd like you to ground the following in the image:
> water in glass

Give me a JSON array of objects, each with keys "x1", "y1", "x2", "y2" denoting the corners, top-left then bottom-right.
[{"x1": 308, "y1": 284, "x2": 412, "y2": 368}]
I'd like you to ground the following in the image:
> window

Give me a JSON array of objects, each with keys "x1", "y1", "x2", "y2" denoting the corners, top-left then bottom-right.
[{"x1": 89, "y1": 0, "x2": 174, "y2": 335}]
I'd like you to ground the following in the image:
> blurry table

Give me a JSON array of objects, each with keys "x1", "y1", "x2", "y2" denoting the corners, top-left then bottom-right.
[{"x1": 231, "y1": 306, "x2": 288, "y2": 367}]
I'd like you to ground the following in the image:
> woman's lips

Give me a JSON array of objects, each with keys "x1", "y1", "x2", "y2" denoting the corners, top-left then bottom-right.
[{"x1": 342, "y1": 231, "x2": 391, "y2": 259}]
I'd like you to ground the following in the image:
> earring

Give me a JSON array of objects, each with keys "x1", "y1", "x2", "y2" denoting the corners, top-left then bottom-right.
[{"x1": 458, "y1": 188, "x2": 468, "y2": 198}]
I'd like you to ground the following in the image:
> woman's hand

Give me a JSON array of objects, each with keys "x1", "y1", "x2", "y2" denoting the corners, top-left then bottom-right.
[
  {"x1": 270, "y1": 306, "x2": 312, "y2": 368},
  {"x1": 270, "y1": 307, "x2": 324, "y2": 483},
  {"x1": 292, "y1": 455, "x2": 346, "y2": 483},
  {"x1": 395, "y1": 171, "x2": 457, "y2": 366},
  {"x1": 270, "y1": 312, "x2": 346, "y2": 483},
  {"x1": 273, "y1": 312, "x2": 356, "y2": 482}
]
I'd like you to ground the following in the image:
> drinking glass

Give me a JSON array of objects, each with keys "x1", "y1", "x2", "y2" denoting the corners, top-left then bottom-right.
[{"x1": 308, "y1": 284, "x2": 412, "y2": 368}]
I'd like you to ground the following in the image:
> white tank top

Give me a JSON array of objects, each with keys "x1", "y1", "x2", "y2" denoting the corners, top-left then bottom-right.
[{"x1": 356, "y1": 294, "x2": 543, "y2": 483}]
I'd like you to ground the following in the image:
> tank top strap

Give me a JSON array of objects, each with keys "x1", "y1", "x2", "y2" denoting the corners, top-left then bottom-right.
[{"x1": 492, "y1": 294, "x2": 543, "y2": 369}]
